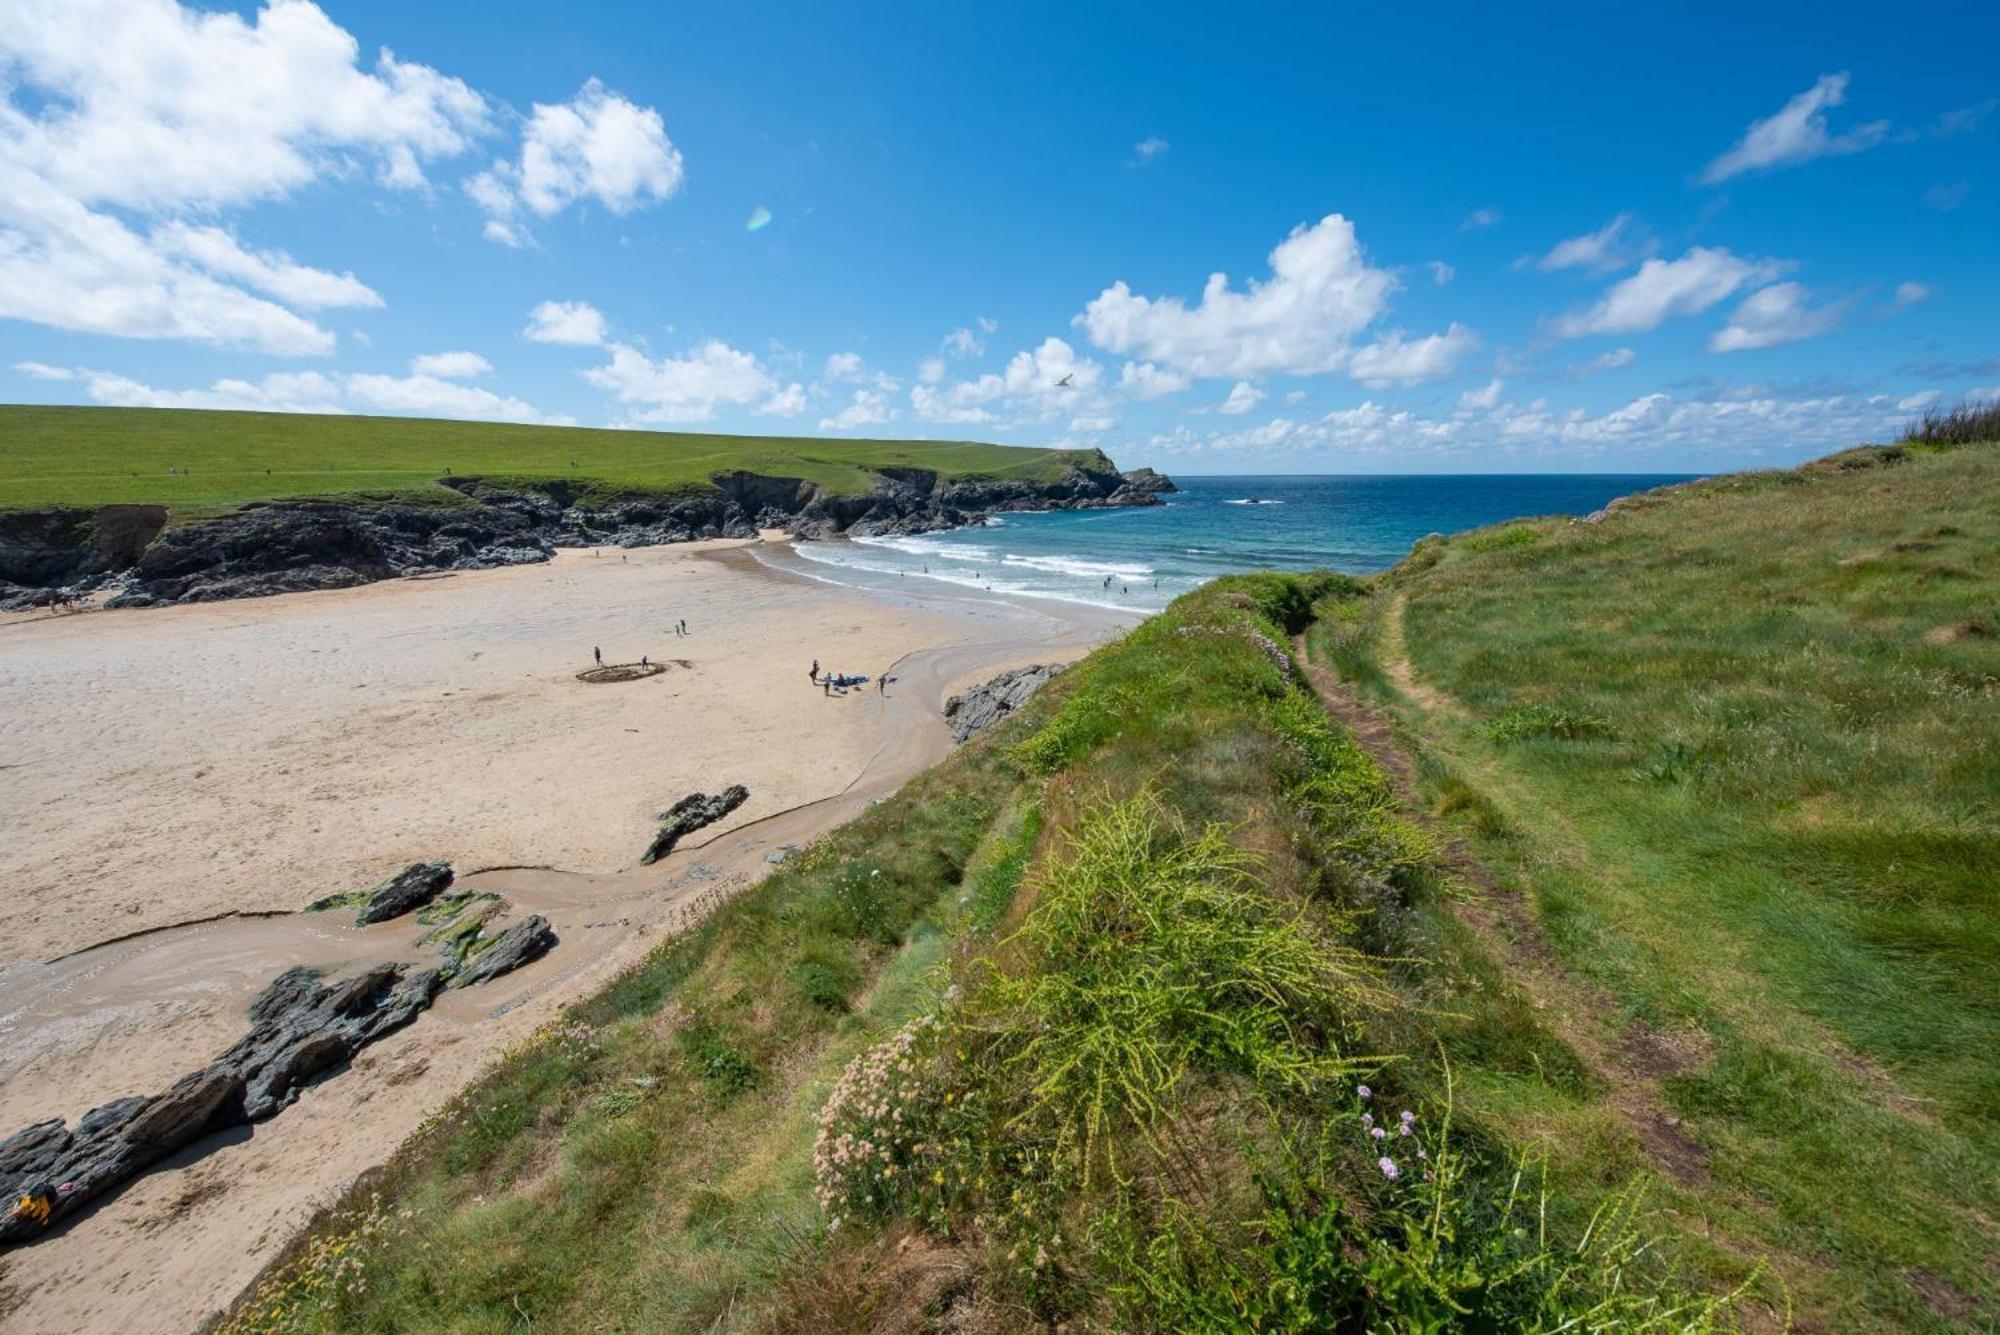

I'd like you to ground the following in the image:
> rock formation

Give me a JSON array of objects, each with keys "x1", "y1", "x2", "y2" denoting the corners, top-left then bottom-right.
[
  {"x1": 642, "y1": 786, "x2": 750, "y2": 864},
  {"x1": 2, "y1": 457, "x2": 1175, "y2": 609},
  {"x1": 944, "y1": 664, "x2": 1064, "y2": 743},
  {"x1": 308, "y1": 861, "x2": 456, "y2": 925}
]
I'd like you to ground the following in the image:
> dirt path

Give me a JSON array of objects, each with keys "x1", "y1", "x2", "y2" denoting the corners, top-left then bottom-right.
[
  {"x1": 1292, "y1": 636, "x2": 1709, "y2": 1186},
  {"x1": 1375, "y1": 592, "x2": 1460, "y2": 717}
]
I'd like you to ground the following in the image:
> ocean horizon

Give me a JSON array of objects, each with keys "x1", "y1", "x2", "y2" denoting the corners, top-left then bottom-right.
[{"x1": 792, "y1": 473, "x2": 1698, "y2": 612}]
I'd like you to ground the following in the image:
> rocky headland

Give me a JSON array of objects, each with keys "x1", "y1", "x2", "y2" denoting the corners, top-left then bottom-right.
[{"x1": 0, "y1": 458, "x2": 1174, "y2": 610}]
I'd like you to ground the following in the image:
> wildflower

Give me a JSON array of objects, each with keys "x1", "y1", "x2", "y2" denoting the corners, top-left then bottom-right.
[
  {"x1": 1398, "y1": 1124, "x2": 1412, "y2": 1137},
  {"x1": 1399, "y1": 1109, "x2": 1415, "y2": 1126},
  {"x1": 1378, "y1": 1156, "x2": 1400, "y2": 1181},
  {"x1": 1370, "y1": 1126, "x2": 1387, "y2": 1141},
  {"x1": 1417, "y1": 1148, "x2": 1427, "y2": 1160},
  {"x1": 1361, "y1": 1111, "x2": 1374, "y2": 1129},
  {"x1": 1357, "y1": 1084, "x2": 1372, "y2": 1101}
]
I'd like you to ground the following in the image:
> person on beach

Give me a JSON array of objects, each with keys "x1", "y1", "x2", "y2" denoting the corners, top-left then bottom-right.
[
  {"x1": 680, "y1": 619, "x2": 688, "y2": 635},
  {"x1": 810, "y1": 659, "x2": 819, "y2": 682},
  {"x1": 594, "y1": 646, "x2": 602, "y2": 666},
  {"x1": 641, "y1": 655, "x2": 649, "y2": 668}
]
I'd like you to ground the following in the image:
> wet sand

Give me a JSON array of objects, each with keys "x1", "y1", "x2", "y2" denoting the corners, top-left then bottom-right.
[{"x1": 0, "y1": 539, "x2": 1132, "y2": 1331}]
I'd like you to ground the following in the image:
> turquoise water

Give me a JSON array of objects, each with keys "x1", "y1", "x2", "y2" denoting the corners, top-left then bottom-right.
[{"x1": 792, "y1": 474, "x2": 1695, "y2": 612}]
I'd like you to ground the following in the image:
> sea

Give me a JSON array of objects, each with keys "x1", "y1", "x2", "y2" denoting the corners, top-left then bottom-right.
[{"x1": 790, "y1": 474, "x2": 1697, "y2": 614}]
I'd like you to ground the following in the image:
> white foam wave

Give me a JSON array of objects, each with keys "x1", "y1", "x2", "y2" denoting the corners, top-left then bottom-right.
[{"x1": 1000, "y1": 552, "x2": 1154, "y2": 579}]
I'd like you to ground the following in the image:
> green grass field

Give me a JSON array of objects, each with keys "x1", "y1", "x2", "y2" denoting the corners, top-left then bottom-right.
[
  {"x1": 0, "y1": 405, "x2": 1100, "y2": 516},
  {"x1": 1308, "y1": 436, "x2": 2000, "y2": 1326}
]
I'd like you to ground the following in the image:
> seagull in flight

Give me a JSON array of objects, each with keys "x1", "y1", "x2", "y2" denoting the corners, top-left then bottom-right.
[{"x1": 1054, "y1": 372, "x2": 1074, "y2": 389}]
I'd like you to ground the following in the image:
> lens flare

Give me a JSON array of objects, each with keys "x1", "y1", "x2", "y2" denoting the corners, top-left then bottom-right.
[{"x1": 746, "y1": 205, "x2": 773, "y2": 231}]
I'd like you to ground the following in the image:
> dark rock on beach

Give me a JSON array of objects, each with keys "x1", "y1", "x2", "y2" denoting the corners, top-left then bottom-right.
[
  {"x1": 944, "y1": 664, "x2": 1064, "y2": 743},
  {"x1": 307, "y1": 860, "x2": 456, "y2": 925},
  {"x1": 2, "y1": 454, "x2": 1173, "y2": 609},
  {"x1": 642, "y1": 785, "x2": 750, "y2": 864},
  {"x1": 0, "y1": 961, "x2": 449, "y2": 1246},
  {"x1": 449, "y1": 914, "x2": 558, "y2": 989}
]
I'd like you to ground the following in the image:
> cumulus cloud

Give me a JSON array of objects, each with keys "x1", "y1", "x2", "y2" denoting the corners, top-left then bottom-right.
[
  {"x1": 1709, "y1": 282, "x2": 1846, "y2": 352},
  {"x1": 1554, "y1": 247, "x2": 1783, "y2": 339},
  {"x1": 910, "y1": 336, "x2": 1105, "y2": 428},
  {"x1": 409, "y1": 350, "x2": 491, "y2": 378},
  {"x1": 1219, "y1": 381, "x2": 1265, "y2": 415},
  {"x1": 1459, "y1": 378, "x2": 1503, "y2": 410},
  {"x1": 819, "y1": 388, "x2": 894, "y2": 431},
  {"x1": 31, "y1": 361, "x2": 561, "y2": 422},
  {"x1": 1533, "y1": 213, "x2": 1643, "y2": 274},
  {"x1": 1428, "y1": 261, "x2": 1455, "y2": 285},
  {"x1": 1348, "y1": 324, "x2": 1479, "y2": 387},
  {"x1": 522, "y1": 299, "x2": 608, "y2": 346},
  {"x1": 1701, "y1": 73, "x2": 1889, "y2": 185},
  {"x1": 1077, "y1": 214, "x2": 1418, "y2": 379},
  {"x1": 1147, "y1": 388, "x2": 1922, "y2": 468},
  {"x1": 942, "y1": 326, "x2": 986, "y2": 358},
  {"x1": 583, "y1": 339, "x2": 796, "y2": 424},
  {"x1": 1565, "y1": 347, "x2": 1636, "y2": 379},
  {"x1": 917, "y1": 357, "x2": 947, "y2": 385},
  {"x1": 1119, "y1": 361, "x2": 1190, "y2": 400},
  {"x1": 470, "y1": 78, "x2": 682, "y2": 243},
  {"x1": 0, "y1": 0, "x2": 500, "y2": 354}
]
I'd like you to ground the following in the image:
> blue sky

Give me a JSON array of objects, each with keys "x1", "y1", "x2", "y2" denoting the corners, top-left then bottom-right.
[{"x1": 2, "y1": 0, "x2": 1995, "y2": 473}]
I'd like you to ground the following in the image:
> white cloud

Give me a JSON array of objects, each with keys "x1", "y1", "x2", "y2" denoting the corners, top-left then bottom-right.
[
  {"x1": 819, "y1": 388, "x2": 894, "y2": 431},
  {"x1": 1709, "y1": 282, "x2": 1845, "y2": 352},
  {"x1": 1146, "y1": 388, "x2": 1922, "y2": 467},
  {"x1": 409, "y1": 350, "x2": 491, "y2": 378},
  {"x1": 754, "y1": 382, "x2": 807, "y2": 417},
  {"x1": 824, "y1": 351, "x2": 866, "y2": 382},
  {"x1": 1459, "y1": 378, "x2": 1503, "y2": 410},
  {"x1": 1118, "y1": 360, "x2": 1190, "y2": 400},
  {"x1": 1132, "y1": 135, "x2": 1170, "y2": 162},
  {"x1": 0, "y1": 0, "x2": 489, "y2": 213},
  {"x1": 1219, "y1": 381, "x2": 1265, "y2": 415},
  {"x1": 1701, "y1": 73, "x2": 1889, "y2": 185},
  {"x1": 583, "y1": 339, "x2": 780, "y2": 424},
  {"x1": 1348, "y1": 324, "x2": 1479, "y2": 387},
  {"x1": 1428, "y1": 260, "x2": 1455, "y2": 285},
  {"x1": 1892, "y1": 281, "x2": 1931, "y2": 309},
  {"x1": 14, "y1": 361, "x2": 75, "y2": 380},
  {"x1": 0, "y1": 0, "x2": 500, "y2": 355},
  {"x1": 470, "y1": 78, "x2": 682, "y2": 242},
  {"x1": 1897, "y1": 390, "x2": 1941, "y2": 412},
  {"x1": 1460, "y1": 207, "x2": 1501, "y2": 231},
  {"x1": 1554, "y1": 247, "x2": 1783, "y2": 338},
  {"x1": 152, "y1": 223, "x2": 381, "y2": 309},
  {"x1": 35, "y1": 362, "x2": 561, "y2": 422},
  {"x1": 917, "y1": 356, "x2": 947, "y2": 385},
  {"x1": 522, "y1": 299, "x2": 607, "y2": 346},
  {"x1": 1565, "y1": 347, "x2": 1636, "y2": 379},
  {"x1": 1069, "y1": 414, "x2": 1117, "y2": 433},
  {"x1": 1077, "y1": 214, "x2": 1403, "y2": 379},
  {"x1": 910, "y1": 336, "x2": 1105, "y2": 427},
  {"x1": 1534, "y1": 213, "x2": 1640, "y2": 274},
  {"x1": 942, "y1": 326, "x2": 985, "y2": 358}
]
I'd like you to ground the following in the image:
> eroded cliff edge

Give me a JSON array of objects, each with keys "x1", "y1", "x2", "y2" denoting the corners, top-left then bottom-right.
[{"x1": 0, "y1": 459, "x2": 1174, "y2": 609}]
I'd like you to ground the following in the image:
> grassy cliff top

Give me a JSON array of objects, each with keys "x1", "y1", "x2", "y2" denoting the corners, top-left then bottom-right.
[{"x1": 0, "y1": 405, "x2": 1108, "y2": 516}]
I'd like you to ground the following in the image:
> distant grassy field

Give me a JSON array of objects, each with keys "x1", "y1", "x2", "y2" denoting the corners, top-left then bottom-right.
[
  {"x1": 0, "y1": 405, "x2": 1098, "y2": 516},
  {"x1": 1309, "y1": 436, "x2": 2000, "y2": 1326}
]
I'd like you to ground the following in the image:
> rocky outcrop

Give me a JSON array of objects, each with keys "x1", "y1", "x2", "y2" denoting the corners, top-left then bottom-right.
[
  {"x1": 944, "y1": 664, "x2": 1064, "y2": 743},
  {"x1": 0, "y1": 504, "x2": 168, "y2": 610},
  {"x1": 308, "y1": 861, "x2": 456, "y2": 925},
  {"x1": 0, "y1": 962, "x2": 447, "y2": 1245},
  {"x1": 450, "y1": 915, "x2": 558, "y2": 988},
  {"x1": 642, "y1": 786, "x2": 750, "y2": 864},
  {"x1": 2, "y1": 454, "x2": 1173, "y2": 608}
]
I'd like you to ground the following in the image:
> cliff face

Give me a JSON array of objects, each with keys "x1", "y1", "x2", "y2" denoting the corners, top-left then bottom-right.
[{"x1": 0, "y1": 462, "x2": 1174, "y2": 610}]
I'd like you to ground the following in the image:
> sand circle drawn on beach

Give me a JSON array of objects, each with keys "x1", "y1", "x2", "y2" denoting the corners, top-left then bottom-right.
[{"x1": 576, "y1": 662, "x2": 670, "y2": 684}]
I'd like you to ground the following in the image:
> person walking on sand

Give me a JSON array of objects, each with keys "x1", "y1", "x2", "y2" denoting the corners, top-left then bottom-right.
[
  {"x1": 594, "y1": 646, "x2": 602, "y2": 667},
  {"x1": 810, "y1": 659, "x2": 819, "y2": 682},
  {"x1": 641, "y1": 655, "x2": 649, "y2": 668}
]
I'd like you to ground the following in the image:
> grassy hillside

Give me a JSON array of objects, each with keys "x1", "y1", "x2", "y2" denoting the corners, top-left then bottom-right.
[
  {"x1": 223, "y1": 573, "x2": 1747, "y2": 1333},
  {"x1": 1306, "y1": 435, "x2": 1999, "y2": 1326},
  {"x1": 0, "y1": 405, "x2": 1100, "y2": 516},
  {"x1": 217, "y1": 436, "x2": 1994, "y2": 1331}
]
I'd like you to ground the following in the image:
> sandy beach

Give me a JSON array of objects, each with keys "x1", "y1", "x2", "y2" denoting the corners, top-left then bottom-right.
[{"x1": 0, "y1": 540, "x2": 1130, "y2": 1331}]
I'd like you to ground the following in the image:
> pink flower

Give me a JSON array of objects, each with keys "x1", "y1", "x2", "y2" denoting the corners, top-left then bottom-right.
[
  {"x1": 1357, "y1": 1085, "x2": 1373, "y2": 1101},
  {"x1": 1378, "y1": 1157, "x2": 1399, "y2": 1181}
]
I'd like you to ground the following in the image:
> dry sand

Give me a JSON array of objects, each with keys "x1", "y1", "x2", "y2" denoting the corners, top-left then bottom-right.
[{"x1": 0, "y1": 540, "x2": 1130, "y2": 1331}]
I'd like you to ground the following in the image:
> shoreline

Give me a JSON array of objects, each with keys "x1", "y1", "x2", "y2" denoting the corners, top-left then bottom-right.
[{"x1": 0, "y1": 537, "x2": 1136, "y2": 1331}]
